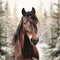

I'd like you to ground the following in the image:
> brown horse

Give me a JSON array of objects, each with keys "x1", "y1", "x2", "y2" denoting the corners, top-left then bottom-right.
[{"x1": 12, "y1": 7, "x2": 39, "y2": 60}]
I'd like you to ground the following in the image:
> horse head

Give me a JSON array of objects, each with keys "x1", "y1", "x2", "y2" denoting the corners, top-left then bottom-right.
[{"x1": 22, "y1": 7, "x2": 39, "y2": 45}]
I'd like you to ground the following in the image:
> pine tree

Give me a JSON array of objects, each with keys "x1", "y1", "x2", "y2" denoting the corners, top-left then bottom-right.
[
  {"x1": 50, "y1": 1, "x2": 60, "y2": 48},
  {"x1": 46, "y1": 1, "x2": 59, "y2": 48},
  {"x1": 46, "y1": 1, "x2": 60, "y2": 60},
  {"x1": 0, "y1": 0, "x2": 8, "y2": 59}
]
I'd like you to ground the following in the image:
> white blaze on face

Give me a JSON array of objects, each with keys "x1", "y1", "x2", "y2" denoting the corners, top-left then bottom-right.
[
  {"x1": 27, "y1": 33, "x2": 32, "y2": 39},
  {"x1": 27, "y1": 32, "x2": 38, "y2": 40}
]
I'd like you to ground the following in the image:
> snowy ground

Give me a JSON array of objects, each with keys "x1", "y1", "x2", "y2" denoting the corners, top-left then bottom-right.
[{"x1": 36, "y1": 42, "x2": 49, "y2": 60}]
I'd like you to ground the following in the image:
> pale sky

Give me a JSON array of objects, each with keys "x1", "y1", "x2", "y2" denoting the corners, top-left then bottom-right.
[
  {"x1": 3, "y1": 0, "x2": 57, "y2": 19},
  {"x1": 8, "y1": 0, "x2": 41, "y2": 19}
]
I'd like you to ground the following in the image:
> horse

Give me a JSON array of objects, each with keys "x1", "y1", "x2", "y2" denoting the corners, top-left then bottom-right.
[{"x1": 12, "y1": 7, "x2": 39, "y2": 60}]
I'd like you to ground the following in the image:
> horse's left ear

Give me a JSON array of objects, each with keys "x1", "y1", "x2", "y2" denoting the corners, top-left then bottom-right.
[
  {"x1": 22, "y1": 8, "x2": 26, "y2": 16},
  {"x1": 31, "y1": 7, "x2": 35, "y2": 15}
]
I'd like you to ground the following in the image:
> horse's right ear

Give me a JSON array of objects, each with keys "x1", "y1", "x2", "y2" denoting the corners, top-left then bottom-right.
[{"x1": 22, "y1": 8, "x2": 26, "y2": 16}]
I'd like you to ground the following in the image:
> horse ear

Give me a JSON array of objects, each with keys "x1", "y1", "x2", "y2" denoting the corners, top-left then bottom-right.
[
  {"x1": 31, "y1": 7, "x2": 35, "y2": 15},
  {"x1": 22, "y1": 8, "x2": 26, "y2": 16}
]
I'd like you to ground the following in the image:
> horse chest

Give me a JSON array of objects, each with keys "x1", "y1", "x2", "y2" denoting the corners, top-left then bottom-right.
[
  {"x1": 23, "y1": 46, "x2": 33, "y2": 59},
  {"x1": 23, "y1": 34, "x2": 34, "y2": 59}
]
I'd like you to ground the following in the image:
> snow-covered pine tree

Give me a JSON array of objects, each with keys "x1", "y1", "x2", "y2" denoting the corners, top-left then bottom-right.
[
  {"x1": 50, "y1": 2, "x2": 58, "y2": 48},
  {"x1": 50, "y1": 1, "x2": 60, "y2": 47},
  {"x1": 0, "y1": 0, "x2": 8, "y2": 60},
  {"x1": 45, "y1": 1, "x2": 60, "y2": 60},
  {"x1": 50, "y1": 1, "x2": 60, "y2": 60}
]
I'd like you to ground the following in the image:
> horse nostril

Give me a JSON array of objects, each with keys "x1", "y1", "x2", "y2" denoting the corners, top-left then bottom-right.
[{"x1": 31, "y1": 38, "x2": 39, "y2": 45}]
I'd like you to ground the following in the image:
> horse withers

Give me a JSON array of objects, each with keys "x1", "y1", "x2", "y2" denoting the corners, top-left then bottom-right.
[{"x1": 12, "y1": 7, "x2": 39, "y2": 60}]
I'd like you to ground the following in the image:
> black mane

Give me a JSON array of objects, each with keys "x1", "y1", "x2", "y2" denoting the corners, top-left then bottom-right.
[{"x1": 12, "y1": 19, "x2": 23, "y2": 43}]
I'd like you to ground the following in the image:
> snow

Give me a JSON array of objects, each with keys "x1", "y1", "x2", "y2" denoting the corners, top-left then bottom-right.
[{"x1": 36, "y1": 42, "x2": 49, "y2": 60}]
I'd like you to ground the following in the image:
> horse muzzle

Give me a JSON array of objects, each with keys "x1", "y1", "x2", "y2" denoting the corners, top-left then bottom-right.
[{"x1": 31, "y1": 38, "x2": 39, "y2": 45}]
